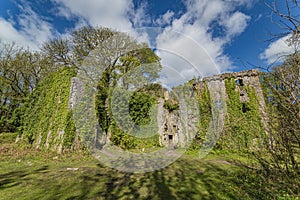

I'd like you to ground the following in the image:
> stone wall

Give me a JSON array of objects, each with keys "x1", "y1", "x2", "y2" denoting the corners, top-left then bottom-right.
[
  {"x1": 158, "y1": 69, "x2": 270, "y2": 148},
  {"x1": 68, "y1": 69, "x2": 269, "y2": 149},
  {"x1": 202, "y1": 69, "x2": 269, "y2": 136},
  {"x1": 68, "y1": 77, "x2": 85, "y2": 111}
]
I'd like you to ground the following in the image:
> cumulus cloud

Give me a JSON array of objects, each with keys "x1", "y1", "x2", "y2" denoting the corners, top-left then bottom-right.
[
  {"x1": 51, "y1": 0, "x2": 253, "y2": 85},
  {"x1": 0, "y1": 0, "x2": 255, "y2": 86},
  {"x1": 156, "y1": 27, "x2": 225, "y2": 80},
  {"x1": 260, "y1": 35, "x2": 295, "y2": 64},
  {"x1": 0, "y1": 4, "x2": 55, "y2": 50},
  {"x1": 52, "y1": 0, "x2": 135, "y2": 31},
  {"x1": 222, "y1": 12, "x2": 251, "y2": 37},
  {"x1": 0, "y1": 18, "x2": 26, "y2": 45},
  {"x1": 152, "y1": 0, "x2": 253, "y2": 85},
  {"x1": 130, "y1": 1, "x2": 151, "y2": 27},
  {"x1": 155, "y1": 11, "x2": 174, "y2": 26}
]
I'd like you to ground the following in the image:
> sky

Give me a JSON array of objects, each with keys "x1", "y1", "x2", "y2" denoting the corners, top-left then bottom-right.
[{"x1": 0, "y1": 0, "x2": 297, "y2": 85}]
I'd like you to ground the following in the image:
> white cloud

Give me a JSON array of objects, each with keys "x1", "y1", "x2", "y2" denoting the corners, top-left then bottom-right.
[
  {"x1": 260, "y1": 35, "x2": 295, "y2": 64},
  {"x1": 0, "y1": 0, "x2": 255, "y2": 86},
  {"x1": 152, "y1": 0, "x2": 254, "y2": 86},
  {"x1": 222, "y1": 12, "x2": 251, "y2": 37},
  {"x1": 0, "y1": 4, "x2": 55, "y2": 50},
  {"x1": 156, "y1": 27, "x2": 225, "y2": 80},
  {"x1": 130, "y1": 1, "x2": 151, "y2": 27},
  {"x1": 155, "y1": 11, "x2": 174, "y2": 26},
  {"x1": 0, "y1": 18, "x2": 26, "y2": 45},
  {"x1": 52, "y1": 0, "x2": 135, "y2": 31}
]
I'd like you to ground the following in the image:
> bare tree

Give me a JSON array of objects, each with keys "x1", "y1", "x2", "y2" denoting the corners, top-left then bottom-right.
[
  {"x1": 255, "y1": 1, "x2": 300, "y2": 177},
  {"x1": 265, "y1": 0, "x2": 300, "y2": 47}
]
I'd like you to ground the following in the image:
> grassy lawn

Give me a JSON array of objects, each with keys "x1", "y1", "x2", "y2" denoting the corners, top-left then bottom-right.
[{"x1": 0, "y1": 133, "x2": 298, "y2": 200}]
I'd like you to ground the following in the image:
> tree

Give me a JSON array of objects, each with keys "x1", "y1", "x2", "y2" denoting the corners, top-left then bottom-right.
[
  {"x1": 255, "y1": 0, "x2": 300, "y2": 178},
  {"x1": 72, "y1": 26, "x2": 116, "y2": 64},
  {"x1": 83, "y1": 32, "x2": 161, "y2": 135},
  {"x1": 259, "y1": 54, "x2": 300, "y2": 176},
  {"x1": 265, "y1": 0, "x2": 300, "y2": 45},
  {"x1": 0, "y1": 42, "x2": 58, "y2": 132},
  {"x1": 40, "y1": 27, "x2": 116, "y2": 70},
  {"x1": 41, "y1": 38, "x2": 72, "y2": 67}
]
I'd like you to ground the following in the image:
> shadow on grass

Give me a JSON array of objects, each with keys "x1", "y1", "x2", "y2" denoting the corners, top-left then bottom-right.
[
  {"x1": 62, "y1": 158, "x2": 273, "y2": 199},
  {"x1": 0, "y1": 165, "x2": 49, "y2": 189},
  {"x1": 0, "y1": 156, "x2": 286, "y2": 200}
]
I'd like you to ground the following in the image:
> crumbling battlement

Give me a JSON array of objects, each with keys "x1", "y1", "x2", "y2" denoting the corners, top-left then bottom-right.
[{"x1": 203, "y1": 69, "x2": 259, "y2": 82}]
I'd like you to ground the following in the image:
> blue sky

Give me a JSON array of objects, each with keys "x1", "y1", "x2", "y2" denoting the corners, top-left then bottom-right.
[{"x1": 0, "y1": 0, "x2": 297, "y2": 82}]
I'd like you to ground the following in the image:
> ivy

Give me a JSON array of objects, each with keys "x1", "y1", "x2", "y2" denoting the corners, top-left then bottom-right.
[
  {"x1": 64, "y1": 109, "x2": 76, "y2": 148},
  {"x1": 188, "y1": 78, "x2": 265, "y2": 153},
  {"x1": 163, "y1": 99, "x2": 179, "y2": 112},
  {"x1": 109, "y1": 123, "x2": 137, "y2": 150},
  {"x1": 189, "y1": 82, "x2": 211, "y2": 150},
  {"x1": 219, "y1": 78, "x2": 264, "y2": 152},
  {"x1": 20, "y1": 67, "x2": 77, "y2": 150},
  {"x1": 129, "y1": 91, "x2": 154, "y2": 126},
  {"x1": 95, "y1": 70, "x2": 111, "y2": 134}
]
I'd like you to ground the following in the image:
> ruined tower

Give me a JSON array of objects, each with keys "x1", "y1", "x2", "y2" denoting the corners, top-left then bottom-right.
[{"x1": 157, "y1": 69, "x2": 269, "y2": 148}]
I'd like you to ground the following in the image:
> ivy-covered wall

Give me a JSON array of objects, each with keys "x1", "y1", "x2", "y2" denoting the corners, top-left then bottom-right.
[
  {"x1": 20, "y1": 67, "x2": 77, "y2": 152},
  {"x1": 219, "y1": 78, "x2": 265, "y2": 152},
  {"x1": 193, "y1": 72, "x2": 266, "y2": 153},
  {"x1": 19, "y1": 67, "x2": 266, "y2": 153},
  {"x1": 188, "y1": 82, "x2": 211, "y2": 150}
]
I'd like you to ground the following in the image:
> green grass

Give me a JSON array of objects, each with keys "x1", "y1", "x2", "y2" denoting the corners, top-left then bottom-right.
[
  {"x1": 0, "y1": 134, "x2": 299, "y2": 200},
  {"x1": 0, "y1": 133, "x2": 18, "y2": 144}
]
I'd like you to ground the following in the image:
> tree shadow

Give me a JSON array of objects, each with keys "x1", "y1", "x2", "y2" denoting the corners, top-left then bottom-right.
[
  {"x1": 0, "y1": 156, "x2": 279, "y2": 199},
  {"x1": 0, "y1": 165, "x2": 49, "y2": 190},
  {"x1": 64, "y1": 156, "x2": 270, "y2": 200}
]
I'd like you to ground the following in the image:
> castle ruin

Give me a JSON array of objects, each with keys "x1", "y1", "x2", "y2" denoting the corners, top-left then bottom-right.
[
  {"x1": 68, "y1": 69, "x2": 269, "y2": 149},
  {"x1": 157, "y1": 69, "x2": 269, "y2": 147}
]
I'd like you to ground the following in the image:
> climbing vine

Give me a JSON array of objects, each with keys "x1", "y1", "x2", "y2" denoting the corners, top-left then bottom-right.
[
  {"x1": 219, "y1": 78, "x2": 264, "y2": 152},
  {"x1": 20, "y1": 67, "x2": 77, "y2": 150},
  {"x1": 163, "y1": 99, "x2": 179, "y2": 112},
  {"x1": 189, "y1": 82, "x2": 211, "y2": 150},
  {"x1": 64, "y1": 109, "x2": 77, "y2": 148},
  {"x1": 129, "y1": 91, "x2": 155, "y2": 126}
]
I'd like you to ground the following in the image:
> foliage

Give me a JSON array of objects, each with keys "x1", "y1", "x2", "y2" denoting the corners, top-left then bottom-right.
[
  {"x1": 63, "y1": 110, "x2": 76, "y2": 148},
  {"x1": 0, "y1": 42, "x2": 60, "y2": 133},
  {"x1": 0, "y1": 28, "x2": 114, "y2": 133},
  {"x1": 163, "y1": 99, "x2": 179, "y2": 112},
  {"x1": 20, "y1": 67, "x2": 76, "y2": 149},
  {"x1": 136, "y1": 83, "x2": 163, "y2": 97},
  {"x1": 109, "y1": 88, "x2": 160, "y2": 150},
  {"x1": 129, "y1": 91, "x2": 154, "y2": 126},
  {"x1": 188, "y1": 82, "x2": 211, "y2": 150},
  {"x1": 72, "y1": 26, "x2": 116, "y2": 63},
  {"x1": 95, "y1": 70, "x2": 111, "y2": 134},
  {"x1": 188, "y1": 79, "x2": 265, "y2": 153},
  {"x1": 1, "y1": 27, "x2": 162, "y2": 151},
  {"x1": 109, "y1": 123, "x2": 137, "y2": 150},
  {"x1": 259, "y1": 53, "x2": 300, "y2": 176},
  {"x1": 41, "y1": 38, "x2": 72, "y2": 67},
  {"x1": 220, "y1": 78, "x2": 264, "y2": 152},
  {"x1": 82, "y1": 30, "x2": 162, "y2": 149}
]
